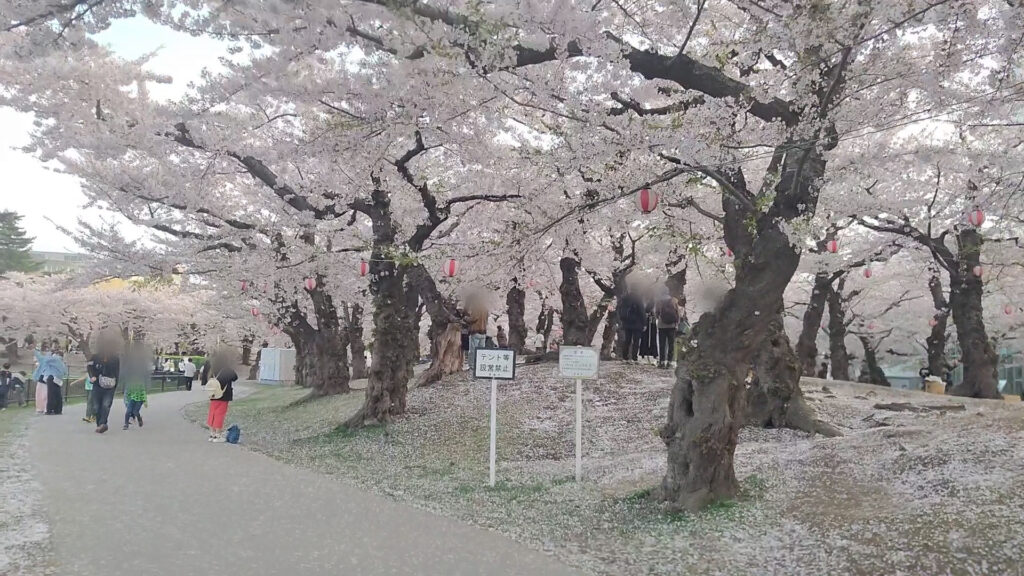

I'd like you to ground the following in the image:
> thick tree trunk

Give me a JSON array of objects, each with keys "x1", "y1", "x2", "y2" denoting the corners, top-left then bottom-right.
[
  {"x1": 856, "y1": 335, "x2": 889, "y2": 386},
  {"x1": 293, "y1": 328, "x2": 351, "y2": 395},
  {"x1": 347, "y1": 187, "x2": 418, "y2": 427},
  {"x1": 948, "y1": 231, "x2": 1000, "y2": 398},
  {"x1": 747, "y1": 308, "x2": 841, "y2": 436},
  {"x1": 559, "y1": 257, "x2": 590, "y2": 346},
  {"x1": 506, "y1": 284, "x2": 527, "y2": 354},
  {"x1": 925, "y1": 274, "x2": 950, "y2": 378},
  {"x1": 347, "y1": 303, "x2": 368, "y2": 380},
  {"x1": 825, "y1": 285, "x2": 851, "y2": 381},
  {"x1": 662, "y1": 220, "x2": 801, "y2": 511},
  {"x1": 600, "y1": 311, "x2": 618, "y2": 360},
  {"x1": 795, "y1": 273, "x2": 831, "y2": 377},
  {"x1": 417, "y1": 323, "x2": 463, "y2": 387}
]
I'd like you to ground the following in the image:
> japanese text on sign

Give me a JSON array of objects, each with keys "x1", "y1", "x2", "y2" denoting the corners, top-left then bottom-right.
[
  {"x1": 474, "y1": 349, "x2": 516, "y2": 380},
  {"x1": 559, "y1": 346, "x2": 599, "y2": 379}
]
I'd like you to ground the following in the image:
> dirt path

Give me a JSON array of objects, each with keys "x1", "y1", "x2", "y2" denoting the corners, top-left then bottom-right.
[{"x1": 27, "y1": 387, "x2": 581, "y2": 576}]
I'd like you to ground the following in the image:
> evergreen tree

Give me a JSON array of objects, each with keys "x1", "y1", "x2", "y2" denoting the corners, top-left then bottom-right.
[{"x1": 0, "y1": 211, "x2": 39, "y2": 274}]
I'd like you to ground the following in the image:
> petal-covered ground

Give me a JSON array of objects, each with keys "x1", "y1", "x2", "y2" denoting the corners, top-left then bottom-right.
[{"x1": 185, "y1": 364, "x2": 1024, "y2": 576}]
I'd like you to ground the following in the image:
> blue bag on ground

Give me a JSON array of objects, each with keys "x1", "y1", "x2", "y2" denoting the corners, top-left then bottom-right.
[{"x1": 226, "y1": 424, "x2": 241, "y2": 444}]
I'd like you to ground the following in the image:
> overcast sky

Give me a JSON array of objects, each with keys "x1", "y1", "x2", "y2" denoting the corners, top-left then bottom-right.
[{"x1": 1, "y1": 17, "x2": 227, "y2": 252}]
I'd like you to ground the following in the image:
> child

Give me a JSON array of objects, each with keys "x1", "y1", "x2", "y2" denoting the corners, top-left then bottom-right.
[
  {"x1": 35, "y1": 376, "x2": 47, "y2": 414},
  {"x1": 122, "y1": 377, "x2": 147, "y2": 430}
]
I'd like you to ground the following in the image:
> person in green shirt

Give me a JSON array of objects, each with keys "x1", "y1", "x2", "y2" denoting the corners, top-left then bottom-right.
[{"x1": 121, "y1": 344, "x2": 150, "y2": 431}]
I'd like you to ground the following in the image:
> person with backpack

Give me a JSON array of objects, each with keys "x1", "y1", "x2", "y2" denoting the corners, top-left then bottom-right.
[
  {"x1": 10, "y1": 371, "x2": 27, "y2": 407},
  {"x1": 205, "y1": 354, "x2": 238, "y2": 443},
  {"x1": 87, "y1": 345, "x2": 121, "y2": 434},
  {"x1": 655, "y1": 293, "x2": 681, "y2": 369},
  {"x1": 618, "y1": 285, "x2": 646, "y2": 364}
]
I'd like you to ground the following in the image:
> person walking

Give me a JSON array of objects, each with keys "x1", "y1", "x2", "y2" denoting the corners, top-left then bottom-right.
[
  {"x1": 0, "y1": 363, "x2": 11, "y2": 411},
  {"x1": 496, "y1": 325, "x2": 508, "y2": 348},
  {"x1": 655, "y1": 293, "x2": 681, "y2": 369},
  {"x1": 122, "y1": 376, "x2": 148, "y2": 430},
  {"x1": 205, "y1": 355, "x2": 238, "y2": 442},
  {"x1": 639, "y1": 295, "x2": 659, "y2": 365},
  {"x1": 618, "y1": 286, "x2": 646, "y2": 363},
  {"x1": 87, "y1": 346, "x2": 121, "y2": 434},
  {"x1": 181, "y1": 357, "x2": 197, "y2": 391}
]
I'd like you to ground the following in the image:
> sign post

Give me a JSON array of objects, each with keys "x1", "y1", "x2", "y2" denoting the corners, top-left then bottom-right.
[
  {"x1": 558, "y1": 346, "x2": 599, "y2": 483},
  {"x1": 473, "y1": 348, "x2": 516, "y2": 487}
]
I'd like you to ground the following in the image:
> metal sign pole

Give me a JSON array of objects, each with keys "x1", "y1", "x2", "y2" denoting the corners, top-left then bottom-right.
[
  {"x1": 489, "y1": 376, "x2": 498, "y2": 487},
  {"x1": 575, "y1": 377, "x2": 582, "y2": 483}
]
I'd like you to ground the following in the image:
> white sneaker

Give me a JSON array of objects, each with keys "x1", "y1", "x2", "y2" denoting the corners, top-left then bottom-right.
[{"x1": 211, "y1": 436, "x2": 226, "y2": 443}]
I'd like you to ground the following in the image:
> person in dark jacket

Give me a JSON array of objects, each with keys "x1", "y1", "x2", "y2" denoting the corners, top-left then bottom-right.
[
  {"x1": 655, "y1": 294, "x2": 681, "y2": 369},
  {"x1": 0, "y1": 363, "x2": 10, "y2": 411},
  {"x1": 87, "y1": 347, "x2": 121, "y2": 434},
  {"x1": 618, "y1": 286, "x2": 646, "y2": 363}
]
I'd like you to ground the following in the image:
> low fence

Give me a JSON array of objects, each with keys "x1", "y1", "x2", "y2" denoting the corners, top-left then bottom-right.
[{"x1": 5, "y1": 372, "x2": 193, "y2": 406}]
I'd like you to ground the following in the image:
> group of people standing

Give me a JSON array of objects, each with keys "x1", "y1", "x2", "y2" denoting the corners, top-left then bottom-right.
[{"x1": 618, "y1": 286, "x2": 684, "y2": 369}]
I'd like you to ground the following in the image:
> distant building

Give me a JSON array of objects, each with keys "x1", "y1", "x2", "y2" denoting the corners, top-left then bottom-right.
[{"x1": 29, "y1": 251, "x2": 89, "y2": 274}]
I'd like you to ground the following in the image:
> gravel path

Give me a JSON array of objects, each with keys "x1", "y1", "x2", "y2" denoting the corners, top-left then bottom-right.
[{"x1": 28, "y1": 388, "x2": 581, "y2": 576}]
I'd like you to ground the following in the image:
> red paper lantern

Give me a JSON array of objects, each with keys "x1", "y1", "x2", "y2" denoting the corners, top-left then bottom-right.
[
  {"x1": 240, "y1": 280, "x2": 248, "y2": 292},
  {"x1": 442, "y1": 258, "x2": 458, "y2": 277},
  {"x1": 826, "y1": 240, "x2": 839, "y2": 253},
  {"x1": 636, "y1": 188, "x2": 659, "y2": 214},
  {"x1": 359, "y1": 261, "x2": 369, "y2": 277},
  {"x1": 304, "y1": 277, "x2": 317, "y2": 291},
  {"x1": 929, "y1": 317, "x2": 938, "y2": 328},
  {"x1": 972, "y1": 265, "x2": 984, "y2": 277},
  {"x1": 863, "y1": 267, "x2": 872, "y2": 279},
  {"x1": 967, "y1": 209, "x2": 985, "y2": 227},
  {"x1": 725, "y1": 247, "x2": 734, "y2": 258},
  {"x1": 867, "y1": 322, "x2": 876, "y2": 330},
  {"x1": 250, "y1": 307, "x2": 260, "y2": 317},
  {"x1": 1005, "y1": 305, "x2": 1015, "y2": 316}
]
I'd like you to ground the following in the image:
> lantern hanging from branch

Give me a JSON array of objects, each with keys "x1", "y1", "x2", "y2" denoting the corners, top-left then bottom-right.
[
  {"x1": 867, "y1": 322, "x2": 876, "y2": 330},
  {"x1": 827, "y1": 239, "x2": 839, "y2": 253},
  {"x1": 725, "y1": 247, "x2": 733, "y2": 258},
  {"x1": 1005, "y1": 305, "x2": 1015, "y2": 316},
  {"x1": 240, "y1": 280, "x2": 248, "y2": 292},
  {"x1": 967, "y1": 208, "x2": 985, "y2": 227},
  {"x1": 636, "y1": 188, "x2": 659, "y2": 214},
  {"x1": 304, "y1": 277, "x2": 317, "y2": 291},
  {"x1": 863, "y1": 267, "x2": 872, "y2": 279},
  {"x1": 443, "y1": 258, "x2": 458, "y2": 277},
  {"x1": 972, "y1": 265, "x2": 984, "y2": 277},
  {"x1": 929, "y1": 317, "x2": 938, "y2": 328},
  {"x1": 359, "y1": 261, "x2": 369, "y2": 277},
  {"x1": 251, "y1": 307, "x2": 260, "y2": 318}
]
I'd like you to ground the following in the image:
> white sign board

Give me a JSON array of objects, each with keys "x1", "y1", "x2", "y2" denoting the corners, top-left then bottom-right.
[
  {"x1": 473, "y1": 348, "x2": 516, "y2": 380},
  {"x1": 559, "y1": 346, "x2": 599, "y2": 379}
]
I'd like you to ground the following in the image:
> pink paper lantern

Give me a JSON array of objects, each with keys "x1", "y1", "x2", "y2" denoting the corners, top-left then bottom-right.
[
  {"x1": 304, "y1": 277, "x2": 317, "y2": 291},
  {"x1": 250, "y1": 307, "x2": 260, "y2": 317},
  {"x1": 240, "y1": 280, "x2": 248, "y2": 292},
  {"x1": 867, "y1": 322, "x2": 876, "y2": 330},
  {"x1": 359, "y1": 261, "x2": 369, "y2": 277},
  {"x1": 929, "y1": 317, "x2": 938, "y2": 328},
  {"x1": 967, "y1": 209, "x2": 985, "y2": 227},
  {"x1": 442, "y1": 258, "x2": 458, "y2": 277},
  {"x1": 973, "y1": 265, "x2": 984, "y2": 277},
  {"x1": 863, "y1": 267, "x2": 872, "y2": 279},
  {"x1": 827, "y1": 239, "x2": 839, "y2": 253},
  {"x1": 1005, "y1": 305, "x2": 1015, "y2": 316},
  {"x1": 725, "y1": 247, "x2": 734, "y2": 258},
  {"x1": 636, "y1": 188, "x2": 659, "y2": 214}
]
